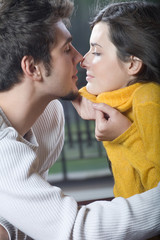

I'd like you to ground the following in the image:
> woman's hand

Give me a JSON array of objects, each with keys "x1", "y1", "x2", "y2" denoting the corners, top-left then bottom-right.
[
  {"x1": 93, "y1": 103, "x2": 132, "y2": 141},
  {"x1": 72, "y1": 95, "x2": 96, "y2": 120},
  {"x1": 72, "y1": 96, "x2": 132, "y2": 141}
]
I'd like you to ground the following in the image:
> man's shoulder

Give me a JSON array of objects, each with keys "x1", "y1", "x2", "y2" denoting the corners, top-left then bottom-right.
[{"x1": 0, "y1": 110, "x2": 12, "y2": 138}]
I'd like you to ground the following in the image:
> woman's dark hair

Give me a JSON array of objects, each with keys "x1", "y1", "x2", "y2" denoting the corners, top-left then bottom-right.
[
  {"x1": 0, "y1": 0, "x2": 74, "y2": 91},
  {"x1": 91, "y1": 1, "x2": 160, "y2": 84}
]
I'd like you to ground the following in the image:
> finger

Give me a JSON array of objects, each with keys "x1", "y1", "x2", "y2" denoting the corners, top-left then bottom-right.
[
  {"x1": 92, "y1": 103, "x2": 116, "y2": 117},
  {"x1": 95, "y1": 108, "x2": 105, "y2": 123},
  {"x1": 95, "y1": 110, "x2": 108, "y2": 141}
]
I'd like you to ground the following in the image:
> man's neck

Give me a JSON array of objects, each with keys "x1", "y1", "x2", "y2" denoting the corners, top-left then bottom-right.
[{"x1": 0, "y1": 83, "x2": 51, "y2": 136}]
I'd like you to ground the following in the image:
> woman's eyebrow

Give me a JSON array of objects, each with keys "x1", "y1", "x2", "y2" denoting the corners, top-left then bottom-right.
[{"x1": 91, "y1": 42, "x2": 102, "y2": 48}]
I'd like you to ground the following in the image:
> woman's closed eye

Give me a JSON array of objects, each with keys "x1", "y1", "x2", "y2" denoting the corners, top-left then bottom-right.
[{"x1": 92, "y1": 52, "x2": 101, "y2": 56}]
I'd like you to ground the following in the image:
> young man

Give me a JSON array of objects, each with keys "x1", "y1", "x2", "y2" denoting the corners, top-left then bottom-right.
[{"x1": 0, "y1": 0, "x2": 160, "y2": 239}]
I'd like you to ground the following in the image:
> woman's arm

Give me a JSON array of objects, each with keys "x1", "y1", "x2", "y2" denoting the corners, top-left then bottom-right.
[{"x1": 72, "y1": 95, "x2": 96, "y2": 120}]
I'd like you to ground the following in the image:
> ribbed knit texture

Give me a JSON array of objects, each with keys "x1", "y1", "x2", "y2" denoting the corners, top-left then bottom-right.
[
  {"x1": 0, "y1": 99, "x2": 160, "y2": 239},
  {"x1": 79, "y1": 82, "x2": 160, "y2": 198},
  {"x1": 0, "y1": 217, "x2": 16, "y2": 240}
]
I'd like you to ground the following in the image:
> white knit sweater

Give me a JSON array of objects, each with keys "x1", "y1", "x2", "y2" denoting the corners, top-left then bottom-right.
[{"x1": 0, "y1": 100, "x2": 160, "y2": 240}]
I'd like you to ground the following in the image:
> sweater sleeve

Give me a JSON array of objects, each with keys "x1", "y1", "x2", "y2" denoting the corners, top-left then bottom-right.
[
  {"x1": 73, "y1": 182, "x2": 160, "y2": 240},
  {"x1": 104, "y1": 102, "x2": 160, "y2": 197},
  {"x1": 133, "y1": 102, "x2": 160, "y2": 190}
]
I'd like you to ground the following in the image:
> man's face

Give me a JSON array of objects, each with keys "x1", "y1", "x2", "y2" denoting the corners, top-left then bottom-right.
[{"x1": 41, "y1": 21, "x2": 82, "y2": 100}]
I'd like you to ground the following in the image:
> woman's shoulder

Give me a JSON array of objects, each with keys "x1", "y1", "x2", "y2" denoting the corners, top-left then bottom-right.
[{"x1": 133, "y1": 82, "x2": 160, "y2": 104}]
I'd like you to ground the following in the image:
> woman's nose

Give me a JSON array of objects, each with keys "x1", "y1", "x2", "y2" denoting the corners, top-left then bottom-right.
[{"x1": 80, "y1": 57, "x2": 87, "y2": 69}]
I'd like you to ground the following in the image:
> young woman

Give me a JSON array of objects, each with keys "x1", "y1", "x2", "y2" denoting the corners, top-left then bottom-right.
[{"x1": 76, "y1": 1, "x2": 160, "y2": 198}]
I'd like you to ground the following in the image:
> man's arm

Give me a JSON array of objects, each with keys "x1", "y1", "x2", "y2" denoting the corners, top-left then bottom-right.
[
  {"x1": 73, "y1": 182, "x2": 160, "y2": 240},
  {"x1": 0, "y1": 101, "x2": 159, "y2": 240},
  {"x1": 0, "y1": 183, "x2": 160, "y2": 240}
]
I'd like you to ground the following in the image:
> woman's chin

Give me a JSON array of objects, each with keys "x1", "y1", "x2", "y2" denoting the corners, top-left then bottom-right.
[{"x1": 86, "y1": 84, "x2": 98, "y2": 95}]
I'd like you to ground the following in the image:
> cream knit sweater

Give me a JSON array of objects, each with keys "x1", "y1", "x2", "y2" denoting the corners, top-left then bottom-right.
[{"x1": 0, "y1": 100, "x2": 160, "y2": 239}]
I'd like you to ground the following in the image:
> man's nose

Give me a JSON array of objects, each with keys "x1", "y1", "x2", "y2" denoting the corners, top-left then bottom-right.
[
  {"x1": 77, "y1": 51, "x2": 83, "y2": 64},
  {"x1": 73, "y1": 47, "x2": 83, "y2": 64}
]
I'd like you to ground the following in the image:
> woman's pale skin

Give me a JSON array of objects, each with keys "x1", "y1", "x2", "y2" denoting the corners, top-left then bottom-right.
[
  {"x1": 73, "y1": 21, "x2": 144, "y2": 140},
  {"x1": 81, "y1": 22, "x2": 135, "y2": 95}
]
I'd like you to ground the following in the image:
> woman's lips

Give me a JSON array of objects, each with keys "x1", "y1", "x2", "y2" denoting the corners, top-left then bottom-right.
[{"x1": 86, "y1": 74, "x2": 94, "y2": 82}]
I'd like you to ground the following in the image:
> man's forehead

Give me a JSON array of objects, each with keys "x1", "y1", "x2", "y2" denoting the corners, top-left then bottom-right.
[{"x1": 54, "y1": 21, "x2": 72, "y2": 48}]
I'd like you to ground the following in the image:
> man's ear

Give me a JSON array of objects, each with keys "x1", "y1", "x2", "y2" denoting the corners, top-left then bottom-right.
[
  {"x1": 21, "y1": 56, "x2": 42, "y2": 81},
  {"x1": 127, "y1": 56, "x2": 143, "y2": 76}
]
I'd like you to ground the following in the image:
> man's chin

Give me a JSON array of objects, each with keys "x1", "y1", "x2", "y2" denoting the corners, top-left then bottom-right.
[{"x1": 60, "y1": 91, "x2": 79, "y2": 101}]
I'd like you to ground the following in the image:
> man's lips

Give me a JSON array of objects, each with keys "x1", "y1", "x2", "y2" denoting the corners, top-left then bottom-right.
[
  {"x1": 72, "y1": 75, "x2": 78, "y2": 80},
  {"x1": 72, "y1": 71, "x2": 78, "y2": 80}
]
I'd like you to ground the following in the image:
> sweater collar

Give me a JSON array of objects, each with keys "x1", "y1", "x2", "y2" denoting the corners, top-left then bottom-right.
[
  {"x1": 79, "y1": 83, "x2": 143, "y2": 112},
  {"x1": 0, "y1": 108, "x2": 38, "y2": 149}
]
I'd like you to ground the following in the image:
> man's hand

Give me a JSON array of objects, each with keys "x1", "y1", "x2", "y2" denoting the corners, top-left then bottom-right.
[
  {"x1": 0, "y1": 225, "x2": 9, "y2": 240},
  {"x1": 93, "y1": 103, "x2": 132, "y2": 141},
  {"x1": 72, "y1": 95, "x2": 96, "y2": 120}
]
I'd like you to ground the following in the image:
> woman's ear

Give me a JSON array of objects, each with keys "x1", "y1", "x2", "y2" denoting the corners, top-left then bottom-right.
[
  {"x1": 21, "y1": 56, "x2": 42, "y2": 81},
  {"x1": 127, "y1": 56, "x2": 143, "y2": 76}
]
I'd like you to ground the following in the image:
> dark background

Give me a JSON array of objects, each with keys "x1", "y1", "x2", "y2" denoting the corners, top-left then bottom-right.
[{"x1": 70, "y1": 0, "x2": 160, "y2": 88}]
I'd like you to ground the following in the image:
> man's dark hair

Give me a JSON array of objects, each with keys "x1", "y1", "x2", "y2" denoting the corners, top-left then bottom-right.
[
  {"x1": 0, "y1": 0, "x2": 74, "y2": 91},
  {"x1": 91, "y1": 1, "x2": 160, "y2": 85}
]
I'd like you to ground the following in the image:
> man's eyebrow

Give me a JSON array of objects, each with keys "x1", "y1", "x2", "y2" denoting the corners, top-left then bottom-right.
[
  {"x1": 91, "y1": 42, "x2": 102, "y2": 48},
  {"x1": 62, "y1": 36, "x2": 73, "y2": 47}
]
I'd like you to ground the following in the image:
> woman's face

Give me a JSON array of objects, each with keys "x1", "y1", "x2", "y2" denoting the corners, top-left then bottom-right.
[{"x1": 81, "y1": 22, "x2": 131, "y2": 95}]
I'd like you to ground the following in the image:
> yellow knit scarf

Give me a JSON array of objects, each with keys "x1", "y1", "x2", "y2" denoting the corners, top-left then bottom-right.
[{"x1": 79, "y1": 83, "x2": 143, "y2": 112}]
